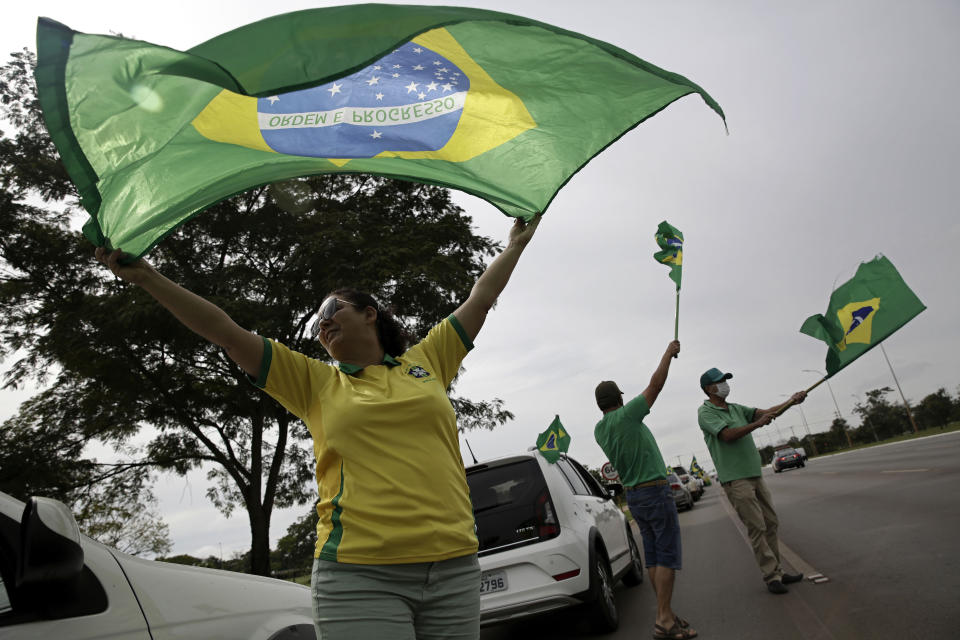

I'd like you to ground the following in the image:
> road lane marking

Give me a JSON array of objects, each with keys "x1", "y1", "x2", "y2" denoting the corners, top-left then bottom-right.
[{"x1": 881, "y1": 469, "x2": 928, "y2": 473}]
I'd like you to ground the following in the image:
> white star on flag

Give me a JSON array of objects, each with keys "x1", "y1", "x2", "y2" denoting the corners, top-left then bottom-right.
[
  {"x1": 426, "y1": 81, "x2": 438, "y2": 91},
  {"x1": 392, "y1": 64, "x2": 401, "y2": 68},
  {"x1": 413, "y1": 47, "x2": 423, "y2": 53},
  {"x1": 418, "y1": 91, "x2": 426, "y2": 99},
  {"x1": 413, "y1": 64, "x2": 424, "y2": 70},
  {"x1": 441, "y1": 83, "x2": 453, "y2": 92},
  {"x1": 370, "y1": 130, "x2": 382, "y2": 139},
  {"x1": 432, "y1": 60, "x2": 442, "y2": 65},
  {"x1": 405, "y1": 82, "x2": 419, "y2": 93},
  {"x1": 366, "y1": 76, "x2": 380, "y2": 86},
  {"x1": 267, "y1": 95, "x2": 280, "y2": 104},
  {"x1": 375, "y1": 92, "x2": 384, "y2": 101},
  {"x1": 392, "y1": 73, "x2": 400, "y2": 78},
  {"x1": 327, "y1": 82, "x2": 342, "y2": 96}
]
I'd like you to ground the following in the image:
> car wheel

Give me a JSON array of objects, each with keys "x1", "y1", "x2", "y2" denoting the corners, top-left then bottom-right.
[
  {"x1": 587, "y1": 551, "x2": 619, "y2": 632},
  {"x1": 622, "y1": 531, "x2": 644, "y2": 587}
]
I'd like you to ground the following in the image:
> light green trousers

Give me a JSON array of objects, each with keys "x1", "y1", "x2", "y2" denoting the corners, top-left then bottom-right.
[
  {"x1": 723, "y1": 477, "x2": 783, "y2": 583},
  {"x1": 311, "y1": 553, "x2": 480, "y2": 639}
]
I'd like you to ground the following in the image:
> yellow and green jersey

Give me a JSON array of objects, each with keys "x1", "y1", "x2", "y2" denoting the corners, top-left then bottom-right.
[{"x1": 252, "y1": 316, "x2": 478, "y2": 564}]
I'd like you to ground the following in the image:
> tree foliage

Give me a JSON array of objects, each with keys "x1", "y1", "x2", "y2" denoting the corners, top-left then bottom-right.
[
  {"x1": 1, "y1": 49, "x2": 512, "y2": 575},
  {"x1": 0, "y1": 396, "x2": 172, "y2": 557}
]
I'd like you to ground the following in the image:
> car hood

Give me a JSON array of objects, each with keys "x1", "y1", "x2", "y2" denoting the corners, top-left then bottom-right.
[{"x1": 110, "y1": 548, "x2": 312, "y2": 639}]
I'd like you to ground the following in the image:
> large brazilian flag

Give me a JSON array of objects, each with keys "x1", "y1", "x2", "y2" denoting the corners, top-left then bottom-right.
[{"x1": 36, "y1": 4, "x2": 725, "y2": 259}]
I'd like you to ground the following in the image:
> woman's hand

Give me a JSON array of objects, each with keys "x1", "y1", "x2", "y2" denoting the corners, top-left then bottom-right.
[
  {"x1": 507, "y1": 215, "x2": 541, "y2": 249},
  {"x1": 95, "y1": 247, "x2": 154, "y2": 286}
]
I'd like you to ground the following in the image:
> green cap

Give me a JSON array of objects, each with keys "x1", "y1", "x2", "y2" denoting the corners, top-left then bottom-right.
[{"x1": 700, "y1": 367, "x2": 732, "y2": 388}]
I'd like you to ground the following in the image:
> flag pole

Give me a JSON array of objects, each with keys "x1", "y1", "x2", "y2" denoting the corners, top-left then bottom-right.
[
  {"x1": 674, "y1": 288, "x2": 680, "y2": 342},
  {"x1": 773, "y1": 376, "x2": 827, "y2": 418},
  {"x1": 880, "y1": 343, "x2": 919, "y2": 433}
]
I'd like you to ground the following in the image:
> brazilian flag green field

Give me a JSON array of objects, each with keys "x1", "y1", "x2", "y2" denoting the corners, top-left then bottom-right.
[{"x1": 36, "y1": 4, "x2": 724, "y2": 259}]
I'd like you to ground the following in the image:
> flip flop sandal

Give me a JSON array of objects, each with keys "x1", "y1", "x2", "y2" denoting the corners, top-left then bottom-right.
[{"x1": 653, "y1": 623, "x2": 697, "y2": 639}]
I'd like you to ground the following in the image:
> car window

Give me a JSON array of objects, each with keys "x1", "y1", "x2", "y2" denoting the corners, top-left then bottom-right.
[
  {"x1": 467, "y1": 458, "x2": 554, "y2": 553},
  {"x1": 567, "y1": 458, "x2": 607, "y2": 498},
  {"x1": 556, "y1": 459, "x2": 592, "y2": 496},
  {"x1": 0, "y1": 574, "x2": 10, "y2": 616}
]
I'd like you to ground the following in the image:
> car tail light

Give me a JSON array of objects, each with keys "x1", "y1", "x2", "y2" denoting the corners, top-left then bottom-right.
[
  {"x1": 552, "y1": 569, "x2": 581, "y2": 581},
  {"x1": 670, "y1": 482, "x2": 683, "y2": 490},
  {"x1": 536, "y1": 490, "x2": 559, "y2": 539}
]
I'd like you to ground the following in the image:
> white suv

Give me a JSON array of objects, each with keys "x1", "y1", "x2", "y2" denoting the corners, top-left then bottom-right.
[{"x1": 466, "y1": 452, "x2": 643, "y2": 633}]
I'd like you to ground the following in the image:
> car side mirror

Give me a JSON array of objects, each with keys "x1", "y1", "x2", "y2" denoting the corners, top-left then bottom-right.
[
  {"x1": 16, "y1": 497, "x2": 84, "y2": 588},
  {"x1": 602, "y1": 483, "x2": 623, "y2": 498}
]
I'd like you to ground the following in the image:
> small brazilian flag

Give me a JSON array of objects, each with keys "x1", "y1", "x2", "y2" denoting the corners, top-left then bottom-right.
[
  {"x1": 536, "y1": 415, "x2": 570, "y2": 464},
  {"x1": 690, "y1": 456, "x2": 704, "y2": 476},
  {"x1": 35, "y1": 6, "x2": 723, "y2": 260},
  {"x1": 800, "y1": 256, "x2": 925, "y2": 377},
  {"x1": 654, "y1": 221, "x2": 684, "y2": 290}
]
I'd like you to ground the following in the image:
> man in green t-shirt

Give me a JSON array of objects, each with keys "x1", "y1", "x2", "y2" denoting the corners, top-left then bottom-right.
[
  {"x1": 697, "y1": 367, "x2": 806, "y2": 595},
  {"x1": 595, "y1": 340, "x2": 697, "y2": 640}
]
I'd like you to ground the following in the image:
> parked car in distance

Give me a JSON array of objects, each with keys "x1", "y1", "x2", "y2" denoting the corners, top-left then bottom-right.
[
  {"x1": 772, "y1": 447, "x2": 805, "y2": 473},
  {"x1": 796, "y1": 447, "x2": 808, "y2": 461},
  {"x1": 671, "y1": 466, "x2": 703, "y2": 501},
  {"x1": 668, "y1": 472, "x2": 694, "y2": 511},
  {"x1": 467, "y1": 452, "x2": 644, "y2": 633},
  {"x1": 0, "y1": 490, "x2": 315, "y2": 640}
]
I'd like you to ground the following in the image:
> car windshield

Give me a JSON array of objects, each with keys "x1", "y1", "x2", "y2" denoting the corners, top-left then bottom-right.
[{"x1": 776, "y1": 448, "x2": 796, "y2": 456}]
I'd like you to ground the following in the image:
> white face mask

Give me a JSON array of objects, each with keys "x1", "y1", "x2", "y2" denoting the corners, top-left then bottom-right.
[{"x1": 713, "y1": 381, "x2": 730, "y2": 398}]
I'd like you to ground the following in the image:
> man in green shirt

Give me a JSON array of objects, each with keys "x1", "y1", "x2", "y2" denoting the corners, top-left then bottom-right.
[
  {"x1": 595, "y1": 340, "x2": 697, "y2": 640},
  {"x1": 697, "y1": 367, "x2": 806, "y2": 595}
]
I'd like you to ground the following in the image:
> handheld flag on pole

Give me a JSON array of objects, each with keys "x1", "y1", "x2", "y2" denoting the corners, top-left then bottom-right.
[
  {"x1": 690, "y1": 456, "x2": 704, "y2": 477},
  {"x1": 536, "y1": 415, "x2": 570, "y2": 464},
  {"x1": 653, "y1": 221, "x2": 684, "y2": 340},
  {"x1": 35, "y1": 7, "x2": 724, "y2": 260},
  {"x1": 800, "y1": 255, "x2": 925, "y2": 378}
]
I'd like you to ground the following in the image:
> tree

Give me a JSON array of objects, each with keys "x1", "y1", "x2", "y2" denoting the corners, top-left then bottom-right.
[
  {"x1": 914, "y1": 388, "x2": 954, "y2": 430},
  {"x1": 0, "y1": 396, "x2": 172, "y2": 557},
  {"x1": 852, "y1": 387, "x2": 911, "y2": 440},
  {"x1": 1, "y1": 51, "x2": 511, "y2": 575},
  {"x1": 829, "y1": 417, "x2": 851, "y2": 449},
  {"x1": 272, "y1": 506, "x2": 320, "y2": 577}
]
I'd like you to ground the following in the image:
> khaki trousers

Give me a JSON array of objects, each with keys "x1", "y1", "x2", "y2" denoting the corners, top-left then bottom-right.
[{"x1": 723, "y1": 476, "x2": 783, "y2": 583}]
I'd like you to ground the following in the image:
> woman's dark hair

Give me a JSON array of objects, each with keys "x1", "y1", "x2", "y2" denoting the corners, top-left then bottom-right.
[{"x1": 328, "y1": 287, "x2": 412, "y2": 357}]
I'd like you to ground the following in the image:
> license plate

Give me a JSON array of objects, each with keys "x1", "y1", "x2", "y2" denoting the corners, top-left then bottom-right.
[{"x1": 480, "y1": 570, "x2": 508, "y2": 595}]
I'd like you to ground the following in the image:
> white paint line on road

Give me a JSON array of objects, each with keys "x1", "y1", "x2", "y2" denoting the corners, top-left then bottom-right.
[{"x1": 881, "y1": 468, "x2": 929, "y2": 473}]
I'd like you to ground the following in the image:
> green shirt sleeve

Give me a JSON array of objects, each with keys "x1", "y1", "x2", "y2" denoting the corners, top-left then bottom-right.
[
  {"x1": 622, "y1": 394, "x2": 650, "y2": 422},
  {"x1": 698, "y1": 405, "x2": 728, "y2": 437}
]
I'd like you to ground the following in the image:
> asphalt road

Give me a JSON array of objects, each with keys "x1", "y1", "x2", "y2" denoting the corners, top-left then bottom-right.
[{"x1": 480, "y1": 431, "x2": 960, "y2": 640}]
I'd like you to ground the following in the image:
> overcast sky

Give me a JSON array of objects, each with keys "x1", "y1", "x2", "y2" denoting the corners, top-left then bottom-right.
[{"x1": 2, "y1": 0, "x2": 958, "y2": 559}]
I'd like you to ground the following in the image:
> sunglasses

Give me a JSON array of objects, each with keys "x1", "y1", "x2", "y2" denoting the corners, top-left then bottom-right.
[{"x1": 310, "y1": 298, "x2": 355, "y2": 338}]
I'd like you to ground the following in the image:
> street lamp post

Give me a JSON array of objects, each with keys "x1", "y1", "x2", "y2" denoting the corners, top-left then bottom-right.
[
  {"x1": 803, "y1": 369, "x2": 852, "y2": 448},
  {"x1": 781, "y1": 393, "x2": 818, "y2": 455}
]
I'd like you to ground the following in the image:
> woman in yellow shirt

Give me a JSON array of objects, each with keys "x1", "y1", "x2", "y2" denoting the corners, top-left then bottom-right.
[{"x1": 97, "y1": 216, "x2": 539, "y2": 639}]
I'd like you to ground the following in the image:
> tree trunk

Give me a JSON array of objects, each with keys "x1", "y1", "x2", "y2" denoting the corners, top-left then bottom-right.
[{"x1": 248, "y1": 502, "x2": 272, "y2": 576}]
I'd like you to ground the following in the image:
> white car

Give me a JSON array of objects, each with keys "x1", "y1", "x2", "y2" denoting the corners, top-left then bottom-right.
[
  {"x1": 0, "y1": 490, "x2": 314, "y2": 639},
  {"x1": 466, "y1": 452, "x2": 644, "y2": 633}
]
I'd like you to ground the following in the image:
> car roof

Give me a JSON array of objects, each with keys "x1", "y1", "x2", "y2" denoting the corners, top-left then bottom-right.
[{"x1": 466, "y1": 453, "x2": 537, "y2": 473}]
